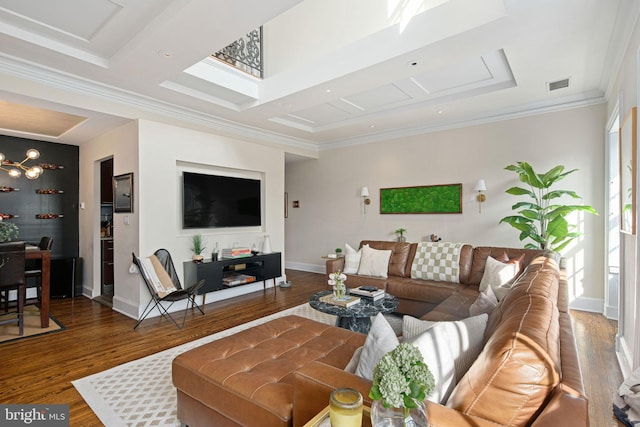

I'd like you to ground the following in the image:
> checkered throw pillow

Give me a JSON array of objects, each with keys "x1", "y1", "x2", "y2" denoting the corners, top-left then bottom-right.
[{"x1": 410, "y1": 242, "x2": 464, "y2": 283}]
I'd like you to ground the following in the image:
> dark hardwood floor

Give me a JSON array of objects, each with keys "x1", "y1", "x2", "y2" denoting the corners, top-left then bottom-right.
[{"x1": 0, "y1": 270, "x2": 624, "y2": 426}]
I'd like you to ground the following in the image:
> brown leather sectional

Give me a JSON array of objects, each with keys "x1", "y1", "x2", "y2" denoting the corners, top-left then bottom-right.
[
  {"x1": 172, "y1": 243, "x2": 588, "y2": 426},
  {"x1": 326, "y1": 241, "x2": 545, "y2": 320}
]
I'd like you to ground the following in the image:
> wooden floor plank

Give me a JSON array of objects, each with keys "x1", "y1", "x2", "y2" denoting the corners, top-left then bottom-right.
[{"x1": 0, "y1": 270, "x2": 625, "y2": 426}]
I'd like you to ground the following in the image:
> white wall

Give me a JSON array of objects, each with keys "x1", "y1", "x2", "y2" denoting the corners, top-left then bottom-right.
[
  {"x1": 285, "y1": 104, "x2": 606, "y2": 308},
  {"x1": 606, "y1": 8, "x2": 640, "y2": 378},
  {"x1": 78, "y1": 121, "x2": 139, "y2": 309},
  {"x1": 79, "y1": 119, "x2": 286, "y2": 320}
]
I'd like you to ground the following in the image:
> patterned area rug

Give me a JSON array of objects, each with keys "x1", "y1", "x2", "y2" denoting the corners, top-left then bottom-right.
[
  {"x1": 72, "y1": 304, "x2": 328, "y2": 426},
  {"x1": 73, "y1": 303, "x2": 403, "y2": 426},
  {"x1": 0, "y1": 304, "x2": 65, "y2": 344}
]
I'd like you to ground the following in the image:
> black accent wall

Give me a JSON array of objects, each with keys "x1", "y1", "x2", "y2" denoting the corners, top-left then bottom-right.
[{"x1": 0, "y1": 135, "x2": 79, "y2": 258}]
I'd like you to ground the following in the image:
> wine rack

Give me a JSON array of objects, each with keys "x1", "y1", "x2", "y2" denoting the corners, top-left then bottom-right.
[
  {"x1": 35, "y1": 213, "x2": 64, "y2": 219},
  {"x1": 0, "y1": 213, "x2": 19, "y2": 219},
  {"x1": 0, "y1": 186, "x2": 19, "y2": 192},
  {"x1": 36, "y1": 188, "x2": 64, "y2": 194}
]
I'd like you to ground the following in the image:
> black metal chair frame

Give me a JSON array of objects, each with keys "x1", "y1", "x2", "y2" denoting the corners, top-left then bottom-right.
[{"x1": 132, "y1": 249, "x2": 205, "y2": 329}]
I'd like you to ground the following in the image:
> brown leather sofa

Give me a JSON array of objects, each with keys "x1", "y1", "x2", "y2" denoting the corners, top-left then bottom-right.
[
  {"x1": 172, "y1": 250, "x2": 588, "y2": 427},
  {"x1": 296, "y1": 254, "x2": 588, "y2": 426},
  {"x1": 326, "y1": 241, "x2": 544, "y2": 320}
]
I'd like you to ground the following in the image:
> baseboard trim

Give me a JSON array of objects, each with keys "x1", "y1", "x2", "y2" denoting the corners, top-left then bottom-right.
[
  {"x1": 617, "y1": 335, "x2": 633, "y2": 379},
  {"x1": 285, "y1": 261, "x2": 324, "y2": 274},
  {"x1": 569, "y1": 296, "x2": 604, "y2": 313}
]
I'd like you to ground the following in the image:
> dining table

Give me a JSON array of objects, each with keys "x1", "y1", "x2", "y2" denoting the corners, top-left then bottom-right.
[{"x1": 25, "y1": 246, "x2": 51, "y2": 328}]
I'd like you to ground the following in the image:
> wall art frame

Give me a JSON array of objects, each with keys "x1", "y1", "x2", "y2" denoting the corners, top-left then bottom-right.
[
  {"x1": 620, "y1": 106, "x2": 637, "y2": 235},
  {"x1": 114, "y1": 172, "x2": 134, "y2": 213},
  {"x1": 380, "y1": 183, "x2": 462, "y2": 214}
]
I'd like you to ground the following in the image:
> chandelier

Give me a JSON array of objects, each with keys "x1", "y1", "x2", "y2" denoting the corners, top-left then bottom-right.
[{"x1": 0, "y1": 149, "x2": 44, "y2": 179}]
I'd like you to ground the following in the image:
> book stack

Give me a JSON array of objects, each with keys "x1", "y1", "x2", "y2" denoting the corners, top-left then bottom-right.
[
  {"x1": 349, "y1": 286, "x2": 385, "y2": 301},
  {"x1": 221, "y1": 247, "x2": 252, "y2": 258},
  {"x1": 223, "y1": 273, "x2": 256, "y2": 287},
  {"x1": 319, "y1": 294, "x2": 361, "y2": 308}
]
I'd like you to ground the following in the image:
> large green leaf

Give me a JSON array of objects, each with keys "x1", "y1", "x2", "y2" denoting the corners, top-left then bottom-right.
[
  {"x1": 543, "y1": 190, "x2": 581, "y2": 200},
  {"x1": 519, "y1": 162, "x2": 546, "y2": 188},
  {"x1": 506, "y1": 186, "x2": 535, "y2": 197},
  {"x1": 512, "y1": 201, "x2": 542, "y2": 211}
]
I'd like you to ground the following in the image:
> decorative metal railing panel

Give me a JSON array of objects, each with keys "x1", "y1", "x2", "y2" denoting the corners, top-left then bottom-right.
[{"x1": 212, "y1": 27, "x2": 263, "y2": 78}]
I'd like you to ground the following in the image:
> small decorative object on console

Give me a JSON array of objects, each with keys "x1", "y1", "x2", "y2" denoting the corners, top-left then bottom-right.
[{"x1": 369, "y1": 342, "x2": 433, "y2": 427}]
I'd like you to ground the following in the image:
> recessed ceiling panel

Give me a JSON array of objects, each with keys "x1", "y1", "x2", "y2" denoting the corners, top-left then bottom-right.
[
  {"x1": 287, "y1": 103, "x2": 351, "y2": 124},
  {"x1": 413, "y1": 56, "x2": 493, "y2": 94},
  {"x1": 0, "y1": 100, "x2": 87, "y2": 137},
  {"x1": 341, "y1": 84, "x2": 411, "y2": 111}
]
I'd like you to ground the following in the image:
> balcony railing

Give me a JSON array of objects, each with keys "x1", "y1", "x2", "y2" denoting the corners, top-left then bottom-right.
[{"x1": 212, "y1": 27, "x2": 263, "y2": 78}]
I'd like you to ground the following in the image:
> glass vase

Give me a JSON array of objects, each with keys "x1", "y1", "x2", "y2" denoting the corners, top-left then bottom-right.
[
  {"x1": 333, "y1": 282, "x2": 347, "y2": 300},
  {"x1": 370, "y1": 399, "x2": 429, "y2": 427}
]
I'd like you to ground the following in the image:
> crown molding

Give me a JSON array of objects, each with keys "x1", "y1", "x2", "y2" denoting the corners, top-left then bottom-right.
[
  {"x1": 0, "y1": 54, "x2": 316, "y2": 150},
  {"x1": 319, "y1": 95, "x2": 607, "y2": 151},
  {"x1": 0, "y1": 53, "x2": 610, "y2": 156}
]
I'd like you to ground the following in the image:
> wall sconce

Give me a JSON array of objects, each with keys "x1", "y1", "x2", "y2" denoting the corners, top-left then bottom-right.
[
  {"x1": 474, "y1": 179, "x2": 487, "y2": 213},
  {"x1": 361, "y1": 187, "x2": 371, "y2": 214},
  {"x1": 0, "y1": 149, "x2": 44, "y2": 179}
]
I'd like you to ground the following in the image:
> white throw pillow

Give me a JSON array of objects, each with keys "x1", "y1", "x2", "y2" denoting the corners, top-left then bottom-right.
[
  {"x1": 403, "y1": 313, "x2": 488, "y2": 383},
  {"x1": 469, "y1": 286, "x2": 499, "y2": 316},
  {"x1": 357, "y1": 245, "x2": 392, "y2": 278},
  {"x1": 407, "y1": 324, "x2": 456, "y2": 404},
  {"x1": 478, "y1": 256, "x2": 519, "y2": 301},
  {"x1": 343, "y1": 243, "x2": 363, "y2": 274},
  {"x1": 354, "y1": 313, "x2": 400, "y2": 380}
]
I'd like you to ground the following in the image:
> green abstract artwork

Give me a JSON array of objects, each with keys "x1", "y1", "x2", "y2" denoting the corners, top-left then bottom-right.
[{"x1": 380, "y1": 184, "x2": 462, "y2": 214}]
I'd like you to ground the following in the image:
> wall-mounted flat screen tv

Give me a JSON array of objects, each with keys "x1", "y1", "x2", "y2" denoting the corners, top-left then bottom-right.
[{"x1": 183, "y1": 172, "x2": 261, "y2": 228}]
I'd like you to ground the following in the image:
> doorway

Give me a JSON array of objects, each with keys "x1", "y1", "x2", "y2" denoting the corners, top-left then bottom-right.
[
  {"x1": 97, "y1": 158, "x2": 114, "y2": 306},
  {"x1": 606, "y1": 110, "x2": 620, "y2": 320}
]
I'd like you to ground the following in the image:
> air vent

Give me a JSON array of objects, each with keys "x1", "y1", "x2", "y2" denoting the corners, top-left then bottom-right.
[{"x1": 547, "y1": 78, "x2": 570, "y2": 91}]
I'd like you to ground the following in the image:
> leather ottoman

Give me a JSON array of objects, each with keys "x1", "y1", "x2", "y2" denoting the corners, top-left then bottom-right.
[{"x1": 172, "y1": 315, "x2": 365, "y2": 427}]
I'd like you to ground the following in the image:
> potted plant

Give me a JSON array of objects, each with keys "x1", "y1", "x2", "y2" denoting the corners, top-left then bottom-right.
[
  {"x1": 369, "y1": 342, "x2": 433, "y2": 426},
  {"x1": 499, "y1": 162, "x2": 598, "y2": 252},
  {"x1": 0, "y1": 221, "x2": 19, "y2": 242},
  {"x1": 335, "y1": 247, "x2": 343, "y2": 257},
  {"x1": 191, "y1": 234, "x2": 207, "y2": 263},
  {"x1": 394, "y1": 228, "x2": 407, "y2": 242}
]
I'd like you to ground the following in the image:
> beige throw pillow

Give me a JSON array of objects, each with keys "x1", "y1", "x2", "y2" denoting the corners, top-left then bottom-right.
[
  {"x1": 479, "y1": 256, "x2": 519, "y2": 301},
  {"x1": 403, "y1": 313, "x2": 488, "y2": 384},
  {"x1": 354, "y1": 313, "x2": 399, "y2": 380},
  {"x1": 469, "y1": 286, "x2": 499, "y2": 316},
  {"x1": 343, "y1": 243, "x2": 363, "y2": 274},
  {"x1": 406, "y1": 323, "x2": 456, "y2": 404},
  {"x1": 357, "y1": 245, "x2": 392, "y2": 278}
]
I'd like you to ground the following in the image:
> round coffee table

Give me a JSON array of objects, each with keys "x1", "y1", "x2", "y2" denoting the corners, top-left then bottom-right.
[{"x1": 309, "y1": 290, "x2": 399, "y2": 333}]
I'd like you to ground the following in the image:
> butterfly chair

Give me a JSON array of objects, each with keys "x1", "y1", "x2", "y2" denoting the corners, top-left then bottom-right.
[
  {"x1": 0, "y1": 241, "x2": 27, "y2": 336},
  {"x1": 25, "y1": 236, "x2": 54, "y2": 305},
  {"x1": 132, "y1": 249, "x2": 205, "y2": 329}
]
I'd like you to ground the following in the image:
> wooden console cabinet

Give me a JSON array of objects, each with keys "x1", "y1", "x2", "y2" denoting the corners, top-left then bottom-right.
[{"x1": 183, "y1": 252, "x2": 282, "y2": 295}]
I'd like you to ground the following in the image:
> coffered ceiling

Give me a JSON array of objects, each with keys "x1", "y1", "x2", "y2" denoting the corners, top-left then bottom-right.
[{"x1": 0, "y1": 0, "x2": 636, "y2": 154}]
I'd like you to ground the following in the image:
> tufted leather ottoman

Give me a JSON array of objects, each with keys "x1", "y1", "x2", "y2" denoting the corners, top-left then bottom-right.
[{"x1": 172, "y1": 315, "x2": 365, "y2": 427}]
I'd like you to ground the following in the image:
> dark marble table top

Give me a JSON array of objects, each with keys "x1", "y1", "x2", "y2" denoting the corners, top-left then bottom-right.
[{"x1": 309, "y1": 290, "x2": 399, "y2": 318}]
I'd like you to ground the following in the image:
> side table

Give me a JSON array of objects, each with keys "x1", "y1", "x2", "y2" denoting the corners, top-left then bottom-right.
[{"x1": 309, "y1": 290, "x2": 399, "y2": 333}]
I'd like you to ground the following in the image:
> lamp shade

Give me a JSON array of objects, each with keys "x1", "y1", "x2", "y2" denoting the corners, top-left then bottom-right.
[
  {"x1": 474, "y1": 179, "x2": 487, "y2": 192},
  {"x1": 361, "y1": 187, "x2": 370, "y2": 197}
]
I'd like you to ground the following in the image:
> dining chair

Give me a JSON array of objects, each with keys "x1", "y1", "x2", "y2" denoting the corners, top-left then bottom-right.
[
  {"x1": 132, "y1": 249, "x2": 205, "y2": 329},
  {"x1": 25, "y1": 237, "x2": 53, "y2": 305},
  {"x1": 0, "y1": 241, "x2": 26, "y2": 336}
]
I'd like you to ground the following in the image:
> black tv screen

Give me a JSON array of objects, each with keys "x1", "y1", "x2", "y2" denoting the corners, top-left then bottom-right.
[{"x1": 183, "y1": 172, "x2": 261, "y2": 228}]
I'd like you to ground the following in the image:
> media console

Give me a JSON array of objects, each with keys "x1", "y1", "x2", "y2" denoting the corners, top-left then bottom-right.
[{"x1": 183, "y1": 252, "x2": 282, "y2": 298}]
